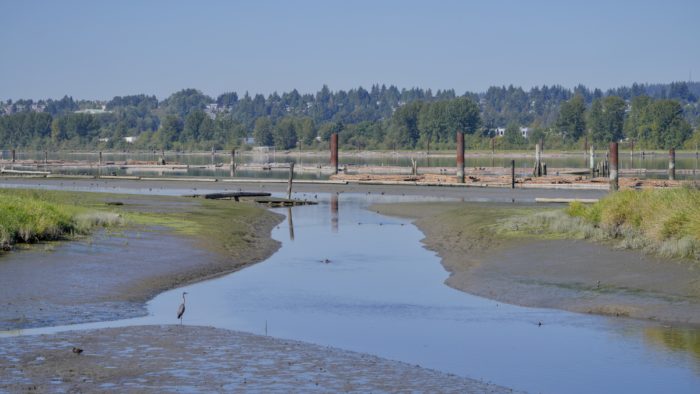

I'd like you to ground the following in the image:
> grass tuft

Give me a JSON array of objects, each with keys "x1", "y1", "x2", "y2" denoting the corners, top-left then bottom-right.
[{"x1": 501, "y1": 187, "x2": 700, "y2": 260}]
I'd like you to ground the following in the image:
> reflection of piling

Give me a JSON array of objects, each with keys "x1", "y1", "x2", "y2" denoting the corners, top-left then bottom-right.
[
  {"x1": 456, "y1": 132, "x2": 465, "y2": 183},
  {"x1": 230, "y1": 149, "x2": 236, "y2": 176},
  {"x1": 287, "y1": 207, "x2": 295, "y2": 241},
  {"x1": 589, "y1": 146, "x2": 595, "y2": 178},
  {"x1": 511, "y1": 160, "x2": 515, "y2": 189},
  {"x1": 669, "y1": 148, "x2": 676, "y2": 181},
  {"x1": 330, "y1": 133, "x2": 338, "y2": 174},
  {"x1": 287, "y1": 162, "x2": 294, "y2": 200},
  {"x1": 330, "y1": 193, "x2": 339, "y2": 233},
  {"x1": 609, "y1": 142, "x2": 619, "y2": 192}
]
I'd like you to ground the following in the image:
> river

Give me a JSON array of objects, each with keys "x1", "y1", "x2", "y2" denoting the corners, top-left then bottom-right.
[{"x1": 4, "y1": 192, "x2": 700, "y2": 393}]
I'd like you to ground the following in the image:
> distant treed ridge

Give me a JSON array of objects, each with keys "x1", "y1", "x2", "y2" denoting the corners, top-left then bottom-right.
[{"x1": 1, "y1": 82, "x2": 698, "y2": 151}]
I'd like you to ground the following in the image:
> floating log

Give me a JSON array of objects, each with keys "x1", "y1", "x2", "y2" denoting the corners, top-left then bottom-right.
[
  {"x1": 186, "y1": 191, "x2": 272, "y2": 201},
  {"x1": 253, "y1": 197, "x2": 318, "y2": 207}
]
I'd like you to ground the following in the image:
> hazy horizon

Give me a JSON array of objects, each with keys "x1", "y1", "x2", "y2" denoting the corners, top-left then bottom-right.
[{"x1": 2, "y1": 0, "x2": 698, "y2": 101}]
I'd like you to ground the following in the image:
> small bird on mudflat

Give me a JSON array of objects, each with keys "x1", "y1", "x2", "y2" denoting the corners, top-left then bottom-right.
[{"x1": 72, "y1": 347, "x2": 83, "y2": 355}]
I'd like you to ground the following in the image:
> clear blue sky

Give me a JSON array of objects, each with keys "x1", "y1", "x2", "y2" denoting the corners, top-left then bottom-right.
[{"x1": 1, "y1": 0, "x2": 698, "y2": 100}]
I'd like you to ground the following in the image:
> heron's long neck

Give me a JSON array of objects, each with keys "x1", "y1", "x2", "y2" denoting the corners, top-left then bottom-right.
[{"x1": 182, "y1": 295, "x2": 186, "y2": 303}]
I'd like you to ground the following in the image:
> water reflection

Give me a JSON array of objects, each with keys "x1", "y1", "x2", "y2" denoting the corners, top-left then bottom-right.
[
  {"x1": 330, "y1": 193, "x2": 339, "y2": 233},
  {"x1": 644, "y1": 327, "x2": 700, "y2": 363},
  {"x1": 287, "y1": 207, "x2": 295, "y2": 241}
]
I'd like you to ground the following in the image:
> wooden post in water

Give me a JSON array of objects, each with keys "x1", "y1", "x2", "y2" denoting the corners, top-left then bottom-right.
[
  {"x1": 287, "y1": 162, "x2": 294, "y2": 200},
  {"x1": 330, "y1": 133, "x2": 338, "y2": 174},
  {"x1": 44, "y1": 151, "x2": 48, "y2": 165},
  {"x1": 668, "y1": 148, "x2": 676, "y2": 181},
  {"x1": 533, "y1": 142, "x2": 542, "y2": 177},
  {"x1": 609, "y1": 142, "x2": 619, "y2": 192},
  {"x1": 456, "y1": 131, "x2": 465, "y2": 183},
  {"x1": 99, "y1": 151, "x2": 102, "y2": 166},
  {"x1": 543, "y1": 162, "x2": 547, "y2": 176},
  {"x1": 511, "y1": 160, "x2": 515, "y2": 189},
  {"x1": 589, "y1": 146, "x2": 595, "y2": 178},
  {"x1": 230, "y1": 149, "x2": 236, "y2": 176},
  {"x1": 11, "y1": 149, "x2": 15, "y2": 163}
]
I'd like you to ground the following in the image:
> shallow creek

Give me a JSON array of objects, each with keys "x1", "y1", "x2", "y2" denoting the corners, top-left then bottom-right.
[{"x1": 3, "y1": 193, "x2": 700, "y2": 393}]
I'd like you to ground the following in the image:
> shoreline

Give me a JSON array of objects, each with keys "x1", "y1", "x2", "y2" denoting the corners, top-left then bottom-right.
[
  {"x1": 0, "y1": 325, "x2": 512, "y2": 393},
  {"x1": 0, "y1": 191, "x2": 283, "y2": 331},
  {"x1": 374, "y1": 201, "x2": 700, "y2": 326}
]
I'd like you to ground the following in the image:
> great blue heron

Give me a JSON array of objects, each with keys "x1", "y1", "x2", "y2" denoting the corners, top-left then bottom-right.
[{"x1": 177, "y1": 292, "x2": 188, "y2": 324}]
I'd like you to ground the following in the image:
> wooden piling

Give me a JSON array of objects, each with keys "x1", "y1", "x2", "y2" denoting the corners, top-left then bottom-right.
[
  {"x1": 44, "y1": 151, "x2": 48, "y2": 165},
  {"x1": 99, "y1": 151, "x2": 103, "y2": 165},
  {"x1": 330, "y1": 133, "x2": 339, "y2": 174},
  {"x1": 230, "y1": 149, "x2": 236, "y2": 175},
  {"x1": 456, "y1": 132, "x2": 465, "y2": 183},
  {"x1": 543, "y1": 162, "x2": 547, "y2": 176},
  {"x1": 11, "y1": 149, "x2": 15, "y2": 163},
  {"x1": 287, "y1": 162, "x2": 294, "y2": 200},
  {"x1": 511, "y1": 159, "x2": 515, "y2": 189},
  {"x1": 609, "y1": 142, "x2": 619, "y2": 192},
  {"x1": 669, "y1": 148, "x2": 676, "y2": 181},
  {"x1": 589, "y1": 146, "x2": 595, "y2": 178},
  {"x1": 534, "y1": 143, "x2": 542, "y2": 177}
]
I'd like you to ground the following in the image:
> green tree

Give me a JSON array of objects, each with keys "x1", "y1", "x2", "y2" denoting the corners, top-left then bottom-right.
[
  {"x1": 273, "y1": 117, "x2": 298, "y2": 149},
  {"x1": 504, "y1": 122, "x2": 526, "y2": 146},
  {"x1": 588, "y1": 96, "x2": 626, "y2": 144},
  {"x1": 556, "y1": 94, "x2": 586, "y2": 141},
  {"x1": 253, "y1": 117, "x2": 274, "y2": 146}
]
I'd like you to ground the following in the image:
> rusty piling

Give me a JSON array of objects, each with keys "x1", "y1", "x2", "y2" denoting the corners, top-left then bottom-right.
[
  {"x1": 330, "y1": 133, "x2": 339, "y2": 174},
  {"x1": 669, "y1": 148, "x2": 676, "y2": 181},
  {"x1": 456, "y1": 132, "x2": 465, "y2": 183},
  {"x1": 609, "y1": 142, "x2": 619, "y2": 192}
]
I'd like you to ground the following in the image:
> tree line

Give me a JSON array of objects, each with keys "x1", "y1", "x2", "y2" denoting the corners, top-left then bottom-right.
[{"x1": 1, "y1": 82, "x2": 698, "y2": 151}]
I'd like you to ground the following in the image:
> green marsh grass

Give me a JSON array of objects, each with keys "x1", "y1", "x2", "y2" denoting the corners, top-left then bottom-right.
[{"x1": 500, "y1": 187, "x2": 700, "y2": 260}]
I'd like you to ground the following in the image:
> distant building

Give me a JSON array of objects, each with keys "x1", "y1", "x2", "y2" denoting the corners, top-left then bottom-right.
[
  {"x1": 75, "y1": 108, "x2": 111, "y2": 115},
  {"x1": 124, "y1": 136, "x2": 136, "y2": 143},
  {"x1": 98, "y1": 137, "x2": 110, "y2": 143},
  {"x1": 495, "y1": 127, "x2": 530, "y2": 138}
]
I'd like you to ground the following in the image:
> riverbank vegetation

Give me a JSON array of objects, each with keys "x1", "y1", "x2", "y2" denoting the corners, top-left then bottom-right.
[
  {"x1": 0, "y1": 189, "x2": 122, "y2": 249},
  {"x1": 0, "y1": 188, "x2": 281, "y2": 261},
  {"x1": 1, "y1": 82, "x2": 698, "y2": 152},
  {"x1": 499, "y1": 188, "x2": 700, "y2": 260}
]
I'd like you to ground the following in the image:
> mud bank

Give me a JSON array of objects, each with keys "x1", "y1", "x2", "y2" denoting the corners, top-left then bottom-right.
[
  {"x1": 0, "y1": 192, "x2": 282, "y2": 330},
  {"x1": 0, "y1": 325, "x2": 511, "y2": 393},
  {"x1": 374, "y1": 202, "x2": 700, "y2": 326}
]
